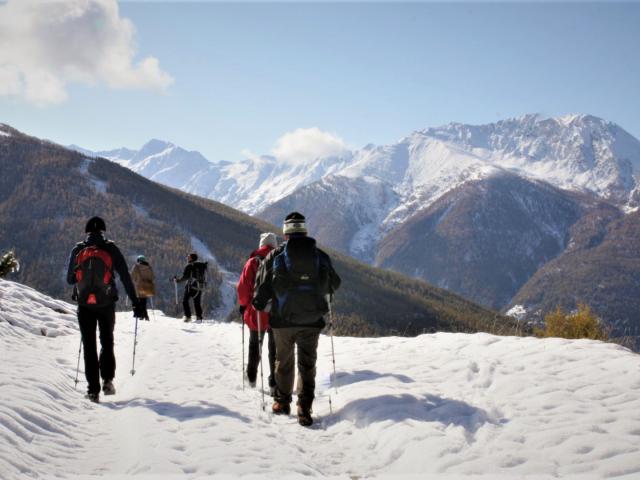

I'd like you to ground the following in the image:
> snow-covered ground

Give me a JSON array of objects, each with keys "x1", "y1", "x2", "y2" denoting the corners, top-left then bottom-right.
[{"x1": 2, "y1": 278, "x2": 640, "y2": 479}]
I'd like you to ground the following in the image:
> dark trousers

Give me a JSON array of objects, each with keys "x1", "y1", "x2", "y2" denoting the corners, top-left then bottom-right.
[
  {"x1": 78, "y1": 305, "x2": 116, "y2": 395},
  {"x1": 247, "y1": 329, "x2": 276, "y2": 387},
  {"x1": 183, "y1": 287, "x2": 202, "y2": 319},
  {"x1": 139, "y1": 297, "x2": 150, "y2": 320},
  {"x1": 273, "y1": 327, "x2": 321, "y2": 408}
]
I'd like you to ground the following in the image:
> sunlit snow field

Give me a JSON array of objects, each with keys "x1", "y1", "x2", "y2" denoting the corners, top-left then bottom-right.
[{"x1": 1, "y1": 279, "x2": 640, "y2": 479}]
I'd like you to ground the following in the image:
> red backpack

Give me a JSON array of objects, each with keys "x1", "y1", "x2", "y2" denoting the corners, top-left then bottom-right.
[{"x1": 74, "y1": 245, "x2": 115, "y2": 307}]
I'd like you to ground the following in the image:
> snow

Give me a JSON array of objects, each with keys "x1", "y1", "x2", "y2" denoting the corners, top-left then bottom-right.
[
  {"x1": 0, "y1": 130, "x2": 10, "y2": 137},
  {"x1": 0, "y1": 280, "x2": 77, "y2": 337},
  {"x1": 79, "y1": 159, "x2": 108, "y2": 194},
  {"x1": 2, "y1": 279, "x2": 640, "y2": 479},
  {"x1": 505, "y1": 304, "x2": 527, "y2": 321},
  {"x1": 132, "y1": 203, "x2": 150, "y2": 219}
]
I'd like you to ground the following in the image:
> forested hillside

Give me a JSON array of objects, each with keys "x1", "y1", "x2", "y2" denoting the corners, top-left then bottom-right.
[{"x1": 0, "y1": 124, "x2": 513, "y2": 336}]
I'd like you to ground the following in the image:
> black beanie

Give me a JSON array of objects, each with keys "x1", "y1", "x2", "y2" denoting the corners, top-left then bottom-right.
[
  {"x1": 85, "y1": 216, "x2": 106, "y2": 233},
  {"x1": 189, "y1": 252, "x2": 198, "y2": 261},
  {"x1": 283, "y1": 212, "x2": 307, "y2": 235}
]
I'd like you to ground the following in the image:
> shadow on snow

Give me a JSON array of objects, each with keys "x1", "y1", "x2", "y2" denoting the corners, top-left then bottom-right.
[
  {"x1": 335, "y1": 393, "x2": 504, "y2": 433},
  {"x1": 334, "y1": 369, "x2": 415, "y2": 387},
  {"x1": 104, "y1": 398, "x2": 251, "y2": 423}
]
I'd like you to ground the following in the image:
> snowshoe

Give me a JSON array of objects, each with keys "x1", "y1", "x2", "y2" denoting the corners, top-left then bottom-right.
[
  {"x1": 272, "y1": 401, "x2": 291, "y2": 415},
  {"x1": 102, "y1": 380, "x2": 116, "y2": 396},
  {"x1": 85, "y1": 392, "x2": 99, "y2": 403}
]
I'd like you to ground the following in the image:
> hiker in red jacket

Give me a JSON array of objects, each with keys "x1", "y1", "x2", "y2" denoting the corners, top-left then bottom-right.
[{"x1": 237, "y1": 232, "x2": 278, "y2": 395}]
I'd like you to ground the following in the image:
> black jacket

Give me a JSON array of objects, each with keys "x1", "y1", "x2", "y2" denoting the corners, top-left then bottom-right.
[
  {"x1": 175, "y1": 261, "x2": 202, "y2": 290},
  {"x1": 66, "y1": 232, "x2": 138, "y2": 306},
  {"x1": 252, "y1": 235, "x2": 341, "y2": 329}
]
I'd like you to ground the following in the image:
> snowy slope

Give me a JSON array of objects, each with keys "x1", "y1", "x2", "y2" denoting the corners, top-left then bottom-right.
[
  {"x1": 3, "y1": 279, "x2": 640, "y2": 479},
  {"x1": 73, "y1": 114, "x2": 640, "y2": 263},
  {"x1": 75, "y1": 140, "x2": 351, "y2": 214}
]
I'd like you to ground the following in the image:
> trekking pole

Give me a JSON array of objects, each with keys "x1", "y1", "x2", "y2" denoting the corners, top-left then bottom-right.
[
  {"x1": 174, "y1": 278, "x2": 178, "y2": 305},
  {"x1": 149, "y1": 297, "x2": 157, "y2": 322},
  {"x1": 257, "y1": 311, "x2": 266, "y2": 411},
  {"x1": 329, "y1": 295, "x2": 337, "y2": 395},
  {"x1": 74, "y1": 336, "x2": 82, "y2": 389},
  {"x1": 242, "y1": 315, "x2": 245, "y2": 391},
  {"x1": 200, "y1": 284, "x2": 206, "y2": 320},
  {"x1": 130, "y1": 315, "x2": 139, "y2": 376}
]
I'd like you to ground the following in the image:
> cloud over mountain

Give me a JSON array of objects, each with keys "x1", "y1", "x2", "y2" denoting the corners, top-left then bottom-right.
[
  {"x1": 0, "y1": 0, "x2": 173, "y2": 106},
  {"x1": 271, "y1": 127, "x2": 351, "y2": 164}
]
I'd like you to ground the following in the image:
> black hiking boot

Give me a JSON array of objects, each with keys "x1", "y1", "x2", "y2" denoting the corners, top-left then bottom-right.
[
  {"x1": 297, "y1": 402, "x2": 313, "y2": 427},
  {"x1": 183, "y1": 316, "x2": 191, "y2": 323},
  {"x1": 244, "y1": 372, "x2": 256, "y2": 389},
  {"x1": 85, "y1": 392, "x2": 99, "y2": 403},
  {"x1": 196, "y1": 317, "x2": 203, "y2": 323},
  {"x1": 102, "y1": 380, "x2": 116, "y2": 396},
  {"x1": 272, "y1": 401, "x2": 291, "y2": 415}
]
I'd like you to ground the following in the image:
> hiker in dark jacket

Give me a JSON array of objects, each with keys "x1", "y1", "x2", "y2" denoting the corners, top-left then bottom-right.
[
  {"x1": 173, "y1": 252, "x2": 204, "y2": 322},
  {"x1": 253, "y1": 212, "x2": 341, "y2": 426},
  {"x1": 66, "y1": 216, "x2": 141, "y2": 403},
  {"x1": 237, "y1": 232, "x2": 278, "y2": 394}
]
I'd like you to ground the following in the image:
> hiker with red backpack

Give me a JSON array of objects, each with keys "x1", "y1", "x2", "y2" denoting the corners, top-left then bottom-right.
[
  {"x1": 237, "y1": 232, "x2": 278, "y2": 395},
  {"x1": 66, "y1": 216, "x2": 141, "y2": 403},
  {"x1": 173, "y1": 253, "x2": 207, "y2": 323},
  {"x1": 253, "y1": 212, "x2": 341, "y2": 427}
]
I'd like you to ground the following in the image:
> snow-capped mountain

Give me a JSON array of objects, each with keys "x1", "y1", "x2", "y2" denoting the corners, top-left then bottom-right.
[
  {"x1": 74, "y1": 139, "x2": 351, "y2": 213},
  {"x1": 258, "y1": 115, "x2": 640, "y2": 327},
  {"x1": 77, "y1": 114, "x2": 640, "y2": 229},
  {"x1": 71, "y1": 115, "x2": 640, "y2": 321}
]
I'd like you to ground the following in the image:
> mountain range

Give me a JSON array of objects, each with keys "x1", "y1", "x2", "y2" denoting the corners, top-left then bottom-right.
[
  {"x1": 0, "y1": 122, "x2": 508, "y2": 337},
  {"x1": 71, "y1": 114, "x2": 640, "y2": 341}
]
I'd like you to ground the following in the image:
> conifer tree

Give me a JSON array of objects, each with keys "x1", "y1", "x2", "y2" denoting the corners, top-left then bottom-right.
[{"x1": 0, "y1": 251, "x2": 19, "y2": 278}]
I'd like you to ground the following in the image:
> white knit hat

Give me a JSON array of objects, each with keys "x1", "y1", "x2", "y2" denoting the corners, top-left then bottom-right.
[
  {"x1": 259, "y1": 232, "x2": 278, "y2": 249},
  {"x1": 282, "y1": 212, "x2": 307, "y2": 235}
]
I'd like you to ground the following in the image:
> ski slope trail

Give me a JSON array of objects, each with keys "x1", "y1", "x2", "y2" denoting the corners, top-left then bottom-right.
[{"x1": 2, "y1": 279, "x2": 640, "y2": 479}]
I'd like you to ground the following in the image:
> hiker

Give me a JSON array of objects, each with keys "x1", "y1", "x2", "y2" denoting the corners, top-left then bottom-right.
[
  {"x1": 237, "y1": 232, "x2": 278, "y2": 395},
  {"x1": 66, "y1": 216, "x2": 141, "y2": 403},
  {"x1": 131, "y1": 255, "x2": 155, "y2": 321},
  {"x1": 253, "y1": 212, "x2": 341, "y2": 426},
  {"x1": 173, "y1": 253, "x2": 207, "y2": 323}
]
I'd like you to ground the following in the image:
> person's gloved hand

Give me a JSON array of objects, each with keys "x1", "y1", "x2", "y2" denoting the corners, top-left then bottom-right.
[{"x1": 239, "y1": 305, "x2": 246, "y2": 316}]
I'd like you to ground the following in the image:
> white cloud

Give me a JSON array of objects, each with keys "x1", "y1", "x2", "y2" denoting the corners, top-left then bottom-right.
[
  {"x1": 0, "y1": 0, "x2": 173, "y2": 106},
  {"x1": 271, "y1": 127, "x2": 350, "y2": 164}
]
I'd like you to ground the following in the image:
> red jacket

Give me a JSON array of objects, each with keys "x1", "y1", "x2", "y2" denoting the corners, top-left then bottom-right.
[{"x1": 237, "y1": 245, "x2": 273, "y2": 331}]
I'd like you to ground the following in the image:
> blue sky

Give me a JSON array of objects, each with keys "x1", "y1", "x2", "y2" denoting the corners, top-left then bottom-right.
[{"x1": 1, "y1": 1, "x2": 639, "y2": 161}]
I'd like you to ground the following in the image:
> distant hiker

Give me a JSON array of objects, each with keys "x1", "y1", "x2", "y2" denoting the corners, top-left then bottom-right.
[
  {"x1": 173, "y1": 253, "x2": 207, "y2": 323},
  {"x1": 131, "y1": 255, "x2": 155, "y2": 321},
  {"x1": 66, "y1": 216, "x2": 141, "y2": 403},
  {"x1": 253, "y1": 212, "x2": 341, "y2": 426},
  {"x1": 237, "y1": 232, "x2": 278, "y2": 394}
]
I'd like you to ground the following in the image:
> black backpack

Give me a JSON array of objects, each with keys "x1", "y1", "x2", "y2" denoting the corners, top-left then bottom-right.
[
  {"x1": 191, "y1": 261, "x2": 208, "y2": 288},
  {"x1": 272, "y1": 236, "x2": 330, "y2": 324},
  {"x1": 74, "y1": 243, "x2": 116, "y2": 308}
]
